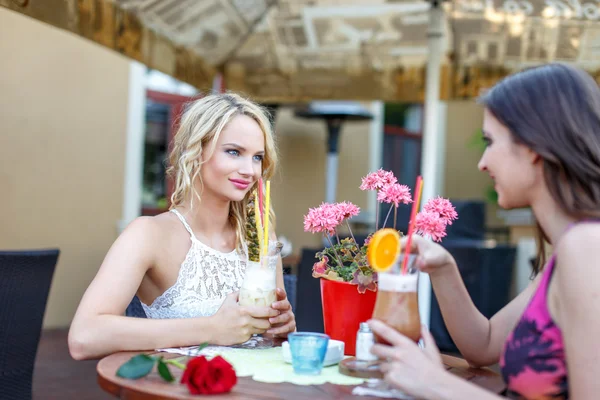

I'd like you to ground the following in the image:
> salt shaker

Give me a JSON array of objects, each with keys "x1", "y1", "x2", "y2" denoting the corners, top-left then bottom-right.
[{"x1": 355, "y1": 322, "x2": 377, "y2": 361}]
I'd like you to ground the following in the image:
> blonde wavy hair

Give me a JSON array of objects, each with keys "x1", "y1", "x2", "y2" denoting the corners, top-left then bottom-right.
[{"x1": 166, "y1": 92, "x2": 278, "y2": 253}]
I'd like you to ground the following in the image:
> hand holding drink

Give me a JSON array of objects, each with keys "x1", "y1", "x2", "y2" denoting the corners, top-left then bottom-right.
[
  {"x1": 368, "y1": 229, "x2": 421, "y2": 344},
  {"x1": 237, "y1": 180, "x2": 296, "y2": 344},
  {"x1": 239, "y1": 182, "x2": 278, "y2": 308},
  {"x1": 238, "y1": 241, "x2": 281, "y2": 307}
]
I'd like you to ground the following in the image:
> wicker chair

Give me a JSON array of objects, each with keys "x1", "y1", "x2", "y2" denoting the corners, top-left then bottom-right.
[
  {"x1": 293, "y1": 248, "x2": 325, "y2": 333},
  {"x1": 125, "y1": 295, "x2": 147, "y2": 318},
  {"x1": 0, "y1": 249, "x2": 59, "y2": 400}
]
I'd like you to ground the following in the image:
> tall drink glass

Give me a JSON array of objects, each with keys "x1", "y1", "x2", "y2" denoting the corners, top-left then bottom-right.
[
  {"x1": 239, "y1": 241, "x2": 282, "y2": 308},
  {"x1": 236, "y1": 241, "x2": 282, "y2": 348},
  {"x1": 371, "y1": 255, "x2": 421, "y2": 344}
]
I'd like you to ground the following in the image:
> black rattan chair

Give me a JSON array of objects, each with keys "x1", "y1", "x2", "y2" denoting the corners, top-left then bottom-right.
[
  {"x1": 431, "y1": 242, "x2": 516, "y2": 352},
  {"x1": 0, "y1": 249, "x2": 59, "y2": 400},
  {"x1": 283, "y1": 273, "x2": 297, "y2": 311},
  {"x1": 293, "y1": 248, "x2": 325, "y2": 333},
  {"x1": 125, "y1": 295, "x2": 147, "y2": 318}
]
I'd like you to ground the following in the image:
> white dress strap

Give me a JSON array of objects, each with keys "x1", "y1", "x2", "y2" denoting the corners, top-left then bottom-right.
[
  {"x1": 142, "y1": 209, "x2": 247, "y2": 319},
  {"x1": 170, "y1": 209, "x2": 196, "y2": 240}
]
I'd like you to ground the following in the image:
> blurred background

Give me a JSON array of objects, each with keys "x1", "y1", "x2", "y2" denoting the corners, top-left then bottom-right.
[{"x1": 1, "y1": 0, "x2": 599, "y2": 397}]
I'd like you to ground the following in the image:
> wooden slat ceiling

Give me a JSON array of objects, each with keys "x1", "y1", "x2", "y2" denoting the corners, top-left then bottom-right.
[{"x1": 2, "y1": 0, "x2": 599, "y2": 102}]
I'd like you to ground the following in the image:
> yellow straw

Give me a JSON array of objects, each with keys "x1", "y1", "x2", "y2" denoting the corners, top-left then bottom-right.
[{"x1": 263, "y1": 180, "x2": 270, "y2": 256}]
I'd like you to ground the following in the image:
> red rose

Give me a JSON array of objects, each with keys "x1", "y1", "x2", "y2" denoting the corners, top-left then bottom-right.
[{"x1": 180, "y1": 355, "x2": 237, "y2": 395}]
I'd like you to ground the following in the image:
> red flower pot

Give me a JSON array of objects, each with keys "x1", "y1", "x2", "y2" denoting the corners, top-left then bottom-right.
[{"x1": 320, "y1": 279, "x2": 377, "y2": 356}]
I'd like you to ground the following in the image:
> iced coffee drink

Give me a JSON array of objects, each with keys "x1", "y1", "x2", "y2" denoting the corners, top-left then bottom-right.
[
  {"x1": 372, "y1": 265, "x2": 421, "y2": 344},
  {"x1": 238, "y1": 241, "x2": 282, "y2": 308},
  {"x1": 238, "y1": 262, "x2": 277, "y2": 307}
]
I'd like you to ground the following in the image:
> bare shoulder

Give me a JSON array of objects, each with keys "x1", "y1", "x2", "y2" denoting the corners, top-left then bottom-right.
[
  {"x1": 554, "y1": 222, "x2": 600, "y2": 295},
  {"x1": 120, "y1": 212, "x2": 181, "y2": 249},
  {"x1": 121, "y1": 216, "x2": 160, "y2": 241},
  {"x1": 563, "y1": 221, "x2": 600, "y2": 239},
  {"x1": 556, "y1": 222, "x2": 600, "y2": 268}
]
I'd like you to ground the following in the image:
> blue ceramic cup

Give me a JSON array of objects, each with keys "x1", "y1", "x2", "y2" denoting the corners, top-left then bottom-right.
[{"x1": 288, "y1": 332, "x2": 330, "y2": 375}]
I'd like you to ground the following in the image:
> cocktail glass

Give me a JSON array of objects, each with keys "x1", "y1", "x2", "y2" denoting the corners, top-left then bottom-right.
[
  {"x1": 237, "y1": 241, "x2": 282, "y2": 348},
  {"x1": 371, "y1": 254, "x2": 421, "y2": 344}
]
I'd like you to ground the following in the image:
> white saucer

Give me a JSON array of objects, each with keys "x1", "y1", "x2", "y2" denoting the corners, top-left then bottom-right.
[{"x1": 281, "y1": 339, "x2": 345, "y2": 367}]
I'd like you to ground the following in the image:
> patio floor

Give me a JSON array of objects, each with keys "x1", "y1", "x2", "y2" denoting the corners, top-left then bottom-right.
[{"x1": 34, "y1": 328, "x2": 110, "y2": 399}]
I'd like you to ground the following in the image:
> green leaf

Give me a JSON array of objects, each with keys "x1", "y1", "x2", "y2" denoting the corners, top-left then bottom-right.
[
  {"x1": 486, "y1": 186, "x2": 499, "y2": 204},
  {"x1": 116, "y1": 354, "x2": 156, "y2": 380},
  {"x1": 468, "y1": 128, "x2": 485, "y2": 150},
  {"x1": 157, "y1": 359, "x2": 175, "y2": 382},
  {"x1": 191, "y1": 342, "x2": 209, "y2": 357}
]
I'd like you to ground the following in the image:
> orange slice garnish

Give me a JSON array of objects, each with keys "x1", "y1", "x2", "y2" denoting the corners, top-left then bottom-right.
[{"x1": 367, "y1": 228, "x2": 401, "y2": 273}]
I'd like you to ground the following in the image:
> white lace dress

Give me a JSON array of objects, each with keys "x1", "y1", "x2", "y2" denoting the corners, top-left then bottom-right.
[{"x1": 141, "y1": 209, "x2": 247, "y2": 319}]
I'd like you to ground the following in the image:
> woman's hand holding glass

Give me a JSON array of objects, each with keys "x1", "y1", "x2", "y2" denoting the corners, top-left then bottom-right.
[
  {"x1": 368, "y1": 319, "x2": 449, "y2": 398},
  {"x1": 401, "y1": 234, "x2": 456, "y2": 276},
  {"x1": 267, "y1": 287, "x2": 296, "y2": 337},
  {"x1": 211, "y1": 291, "x2": 280, "y2": 345}
]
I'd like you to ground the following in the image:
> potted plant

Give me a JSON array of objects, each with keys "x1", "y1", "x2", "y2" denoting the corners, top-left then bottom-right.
[{"x1": 303, "y1": 169, "x2": 458, "y2": 355}]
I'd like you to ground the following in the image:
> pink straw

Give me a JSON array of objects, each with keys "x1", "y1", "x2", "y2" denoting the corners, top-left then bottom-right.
[
  {"x1": 401, "y1": 176, "x2": 423, "y2": 275},
  {"x1": 258, "y1": 178, "x2": 265, "y2": 224}
]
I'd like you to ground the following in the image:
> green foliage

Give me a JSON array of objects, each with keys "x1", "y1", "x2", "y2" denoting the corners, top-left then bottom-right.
[
  {"x1": 468, "y1": 128, "x2": 498, "y2": 204},
  {"x1": 116, "y1": 354, "x2": 155, "y2": 380},
  {"x1": 313, "y1": 236, "x2": 383, "y2": 293},
  {"x1": 116, "y1": 343, "x2": 208, "y2": 381}
]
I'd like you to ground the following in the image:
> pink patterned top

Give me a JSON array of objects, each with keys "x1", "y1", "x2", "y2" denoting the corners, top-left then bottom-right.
[{"x1": 500, "y1": 254, "x2": 568, "y2": 399}]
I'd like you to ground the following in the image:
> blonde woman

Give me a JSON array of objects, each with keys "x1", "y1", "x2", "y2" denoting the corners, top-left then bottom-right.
[{"x1": 69, "y1": 93, "x2": 295, "y2": 360}]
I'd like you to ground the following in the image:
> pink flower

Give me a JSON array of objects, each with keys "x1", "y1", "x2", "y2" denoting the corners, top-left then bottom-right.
[
  {"x1": 334, "y1": 201, "x2": 360, "y2": 220},
  {"x1": 415, "y1": 211, "x2": 448, "y2": 242},
  {"x1": 377, "y1": 183, "x2": 412, "y2": 207},
  {"x1": 359, "y1": 169, "x2": 397, "y2": 191},
  {"x1": 303, "y1": 208, "x2": 321, "y2": 233},
  {"x1": 312, "y1": 256, "x2": 329, "y2": 277},
  {"x1": 303, "y1": 203, "x2": 341, "y2": 235},
  {"x1": 423, "y1": 197, "x2": 458, "y2": 225}
]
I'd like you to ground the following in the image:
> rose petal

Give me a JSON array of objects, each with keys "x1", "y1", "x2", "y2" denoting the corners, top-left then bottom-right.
[{"x1": 181, "y1": 356, "x2": 211, "y2": 395}]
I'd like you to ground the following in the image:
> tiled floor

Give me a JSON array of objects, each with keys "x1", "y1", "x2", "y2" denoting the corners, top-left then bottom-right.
[{"x1": 33, "y1": 329, "x2": 111, "y2": 400}]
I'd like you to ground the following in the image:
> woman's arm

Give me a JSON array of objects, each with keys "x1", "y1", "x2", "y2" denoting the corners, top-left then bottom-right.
[
  {"x1": 369, "y1": 320, "x2": 504, "y2": 400},
  {"x1": 406, "y1": 235, "x2": 539, "y2": 367},
  {"x1": 431, "y1": 262, "x2": 540, "y2": 366},
  {"x1": 69, "y1": 217, "x2": 213, "y2": 359},
  {"x1": 554, "y1": 224, "x2": 600, "y2": 399},
  {"x1": 68, "y1": 217, "x2": 277, "y2": 360}
]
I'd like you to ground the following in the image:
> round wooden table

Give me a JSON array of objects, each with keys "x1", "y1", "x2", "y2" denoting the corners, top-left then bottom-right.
[{"x1": 97, "y1": 351, "x2": 505, "y2": 399}]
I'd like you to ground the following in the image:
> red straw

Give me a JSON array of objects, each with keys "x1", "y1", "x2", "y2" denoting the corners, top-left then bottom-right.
[
  {"x1": 257, "y1": 178, "x2": 265, "y2": 224},
  {"x1": 401, "y1": 175, "x2": 423, "y2": 274}
]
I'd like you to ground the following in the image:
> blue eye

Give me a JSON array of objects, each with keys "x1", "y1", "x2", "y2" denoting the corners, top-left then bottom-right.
[
  {"x1": 226, "y1": 149, "x2": 240, "y2": 156},
  {"x1": 253, "y1": 155, "x2": 264, "y2": 162}
]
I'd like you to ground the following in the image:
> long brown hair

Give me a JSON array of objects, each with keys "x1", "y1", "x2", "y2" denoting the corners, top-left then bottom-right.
[{"x1": 479, "y1": 63, "x2": 600, "y2": 274}]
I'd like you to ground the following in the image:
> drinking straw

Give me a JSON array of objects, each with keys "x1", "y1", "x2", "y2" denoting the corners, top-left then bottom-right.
[
  {"x1": 258, "y1": 178, "x2": 265, "y2": 225},
  {"x1": 263, "y1": 180, "x2": 271, "y2": 257},
  {"x1": 401, "y1": 176, "x2": 423, "y2": 275}
]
